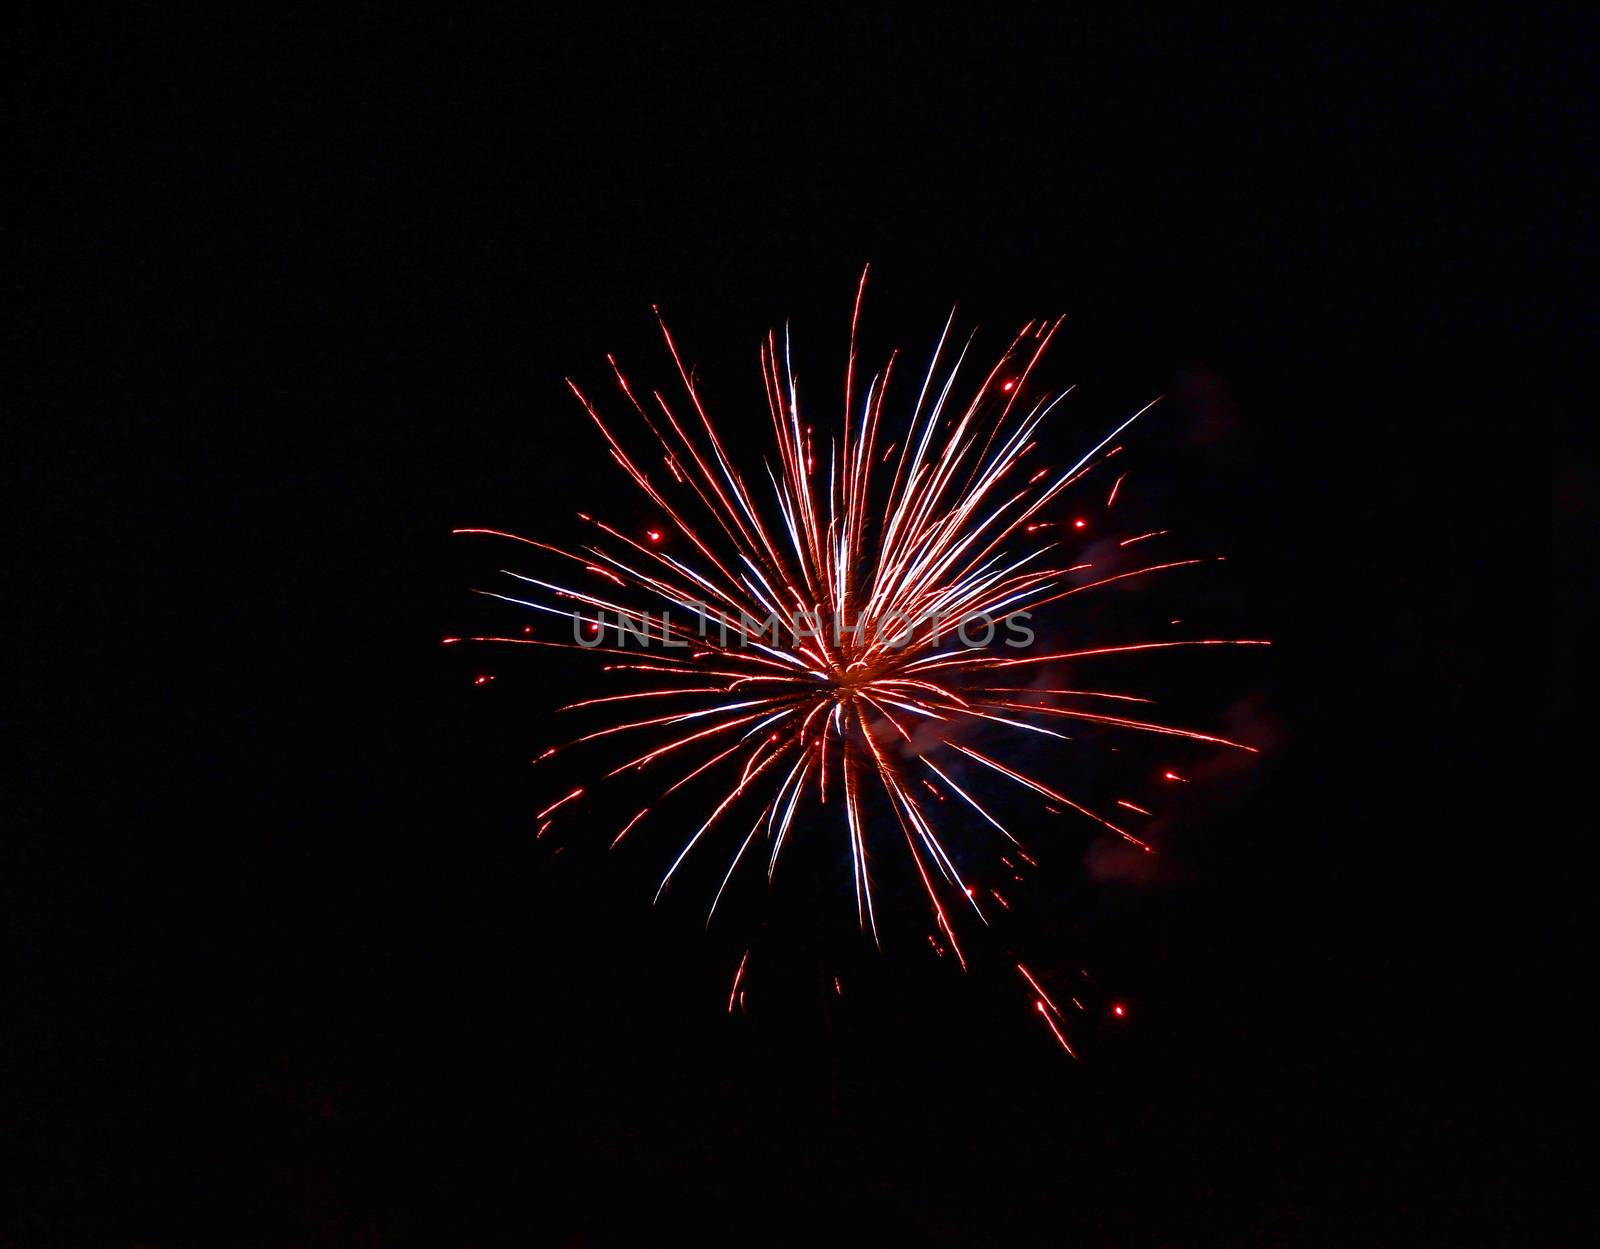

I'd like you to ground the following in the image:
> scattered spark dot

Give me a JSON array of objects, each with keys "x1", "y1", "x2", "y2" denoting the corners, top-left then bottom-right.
[
  {"x1": 473, "y1": 674, "x2": 495, "y2": 686},
  {"x1": 1073, "y1": 518, "x2": 1087, "y2": 529},
  {"x1": 646, "y1": 529, "x2": 662, "y2": 542},
  {"x1": 1112, "y1": 1003, "x2": 1127, "y2": 1018}
]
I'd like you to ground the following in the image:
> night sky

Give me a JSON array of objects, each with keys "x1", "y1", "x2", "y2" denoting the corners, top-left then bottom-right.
[{"x1": 9, "y1": 9, "x2": 1578, "y2": 1247}]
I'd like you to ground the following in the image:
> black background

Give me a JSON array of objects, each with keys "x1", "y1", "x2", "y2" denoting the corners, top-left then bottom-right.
[{"x1": 9, "y1": 8, "x2": 1578, "y2": 1246}]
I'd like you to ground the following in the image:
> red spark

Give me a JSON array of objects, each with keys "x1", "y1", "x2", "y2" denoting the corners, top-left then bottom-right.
[
  {"x1": 1035, "y1": 1000, "x2": 1077, "y2": 1056},
  {"x1": 727, "y1": 949, "x2": 749, "y2": 1013},
  {"x1": 536, "y1": 787, "x2": 584, "y2": 820}
]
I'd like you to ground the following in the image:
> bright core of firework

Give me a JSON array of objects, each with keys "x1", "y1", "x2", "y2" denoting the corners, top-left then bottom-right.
[{"x1": 449, "y1": 273, "x2": 1266, "y2": 1052}]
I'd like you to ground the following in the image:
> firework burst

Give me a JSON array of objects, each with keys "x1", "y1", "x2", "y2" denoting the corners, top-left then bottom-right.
[{"x1": 449, "y1": 272, "x2": 1266, "y2": 1052}]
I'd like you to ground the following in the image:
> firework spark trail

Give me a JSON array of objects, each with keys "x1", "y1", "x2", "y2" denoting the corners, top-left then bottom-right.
[{"x1": 454, "y1": 274, "x2": 1266, "y2": 1051}]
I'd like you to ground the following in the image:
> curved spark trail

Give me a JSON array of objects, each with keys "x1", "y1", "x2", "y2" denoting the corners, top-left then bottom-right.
[{"x1": 451, "y1": 275, "x2": 1266, "y2": 1052}]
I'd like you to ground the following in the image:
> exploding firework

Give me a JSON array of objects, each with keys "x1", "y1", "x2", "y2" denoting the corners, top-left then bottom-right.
[{"x1": 449, "y1": 272, "x2": 1266, "y2": 1052}]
